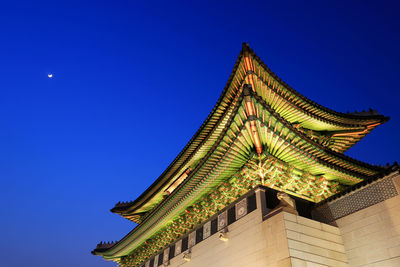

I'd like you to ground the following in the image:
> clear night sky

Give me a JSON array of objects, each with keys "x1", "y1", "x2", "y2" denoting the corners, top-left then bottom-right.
[{"x1": 2, "y1": 1, "x2": 400, "y2": 266}]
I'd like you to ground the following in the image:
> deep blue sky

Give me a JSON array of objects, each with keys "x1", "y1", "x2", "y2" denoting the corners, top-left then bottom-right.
[{"x1": 1, "y1": 1, "x2": 399, "y2": 266}]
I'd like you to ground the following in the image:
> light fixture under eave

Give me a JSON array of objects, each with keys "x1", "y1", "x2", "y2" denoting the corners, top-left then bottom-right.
[
  {"x1": 218, "y1": 228, "x2": 229, "y2": 242},
  {"x1": 183, "y1": 251, "x2": 191, "y2": 261}
]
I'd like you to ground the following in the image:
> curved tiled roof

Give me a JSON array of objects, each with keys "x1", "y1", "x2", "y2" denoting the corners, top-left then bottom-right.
[
  {"x1": 93, "y1": 44, "x2": 391, "y2": 263},
  {"x1": 110, "y1": 43, "x2": 387, "y2": 222}
]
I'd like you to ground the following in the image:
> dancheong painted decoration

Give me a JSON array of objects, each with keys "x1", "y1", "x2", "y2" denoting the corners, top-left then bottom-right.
[{"x1": 92, "y1": 44, "x2": 389, "y2": 266}]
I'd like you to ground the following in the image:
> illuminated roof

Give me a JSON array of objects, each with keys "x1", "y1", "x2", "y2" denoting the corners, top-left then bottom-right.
[
  {"x1": 93, "y1": 43, "x2": 388, "y2": 262},
  {"x1": 109, "y1": 43, "x2": 388, "y2": 224}
]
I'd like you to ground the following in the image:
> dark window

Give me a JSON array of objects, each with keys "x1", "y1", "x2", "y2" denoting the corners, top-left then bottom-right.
[
  {"x1": 196, "y1": 226, "x2": 203, "y2": 243},
  {"x1": 247, "y1": 193, "x2": 257, "y2": 212},
  {"x1": 263, "y1": 186, "x2": 314, "y2": 218},
  {"x1": 169, "y1": 244, "x2": 175, "y2": 260},
  {"x1": 181, "y1": 236, "x2": 188, "y2": 252},
  {"x1": 265, "y1": 189, "x2": 279, "y2": 209},
  {"x1": 150, "y1": 258, "x2": 154, "y2": 267},
  {"x1": 295, "y1": 198, "x2": 314, "y2": 219},
  {"x1": 158, "y1": 252, "x2": 163, "y2": 266},
  {"x1": 228, "y1": 206, "x2": 236, "y2": 224},
  {"x1": 211, "y1": 218, "x2": 218, "y2": 235}
]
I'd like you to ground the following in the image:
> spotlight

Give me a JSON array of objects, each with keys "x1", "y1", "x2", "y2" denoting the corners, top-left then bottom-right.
[
  {"x1": 183, "y1": 251, "x2": 191, "y2": 261},
  {"x1": 218, "y1": 228, "x2": 229, "y2": 242}
]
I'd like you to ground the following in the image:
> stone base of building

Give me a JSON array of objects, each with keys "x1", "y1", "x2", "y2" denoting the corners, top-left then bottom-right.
[
  {"x1": 138, "y1": 172, "x2": 400, "y2": 267},
  {"x1": 167, "y1": 210, "x2": 347, "y2": 267}
]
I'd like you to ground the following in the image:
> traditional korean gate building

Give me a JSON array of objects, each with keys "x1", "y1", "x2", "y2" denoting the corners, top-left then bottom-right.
[{"x1": 92, "y1": 44, "x2": 400, "y2": 267}]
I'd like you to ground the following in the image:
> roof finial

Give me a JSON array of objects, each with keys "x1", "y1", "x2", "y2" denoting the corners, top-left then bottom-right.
[{"x1": 242, "y1": 42, "x2": 250, "y2": 52}]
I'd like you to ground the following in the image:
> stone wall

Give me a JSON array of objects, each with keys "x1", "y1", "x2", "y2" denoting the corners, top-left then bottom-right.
[
  {"x1": 284, "y1": 212, "x2": 347, "y2": 266},
  {"x1": 336, "y1": 174, "x2": 400, "y2": 267},
  {"x1": 168, "y1": 205, "x2": 289, "y2": 267},
  {"x1": 164, "y1": 210, "x2": 347, "y2": 267},
  {"x1": 139, "y1": 173, "x2": 400, "y2": 267},
  {"x1": 149, "y1": 184, "x2": 348, "y2": 267}
]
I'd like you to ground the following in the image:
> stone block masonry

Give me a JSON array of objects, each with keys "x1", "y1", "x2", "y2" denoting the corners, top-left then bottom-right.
[{"x1": 336, "y1": 174, "x2": 400, "y2": 267}]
